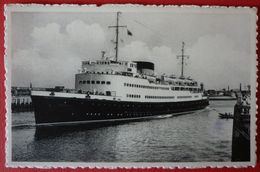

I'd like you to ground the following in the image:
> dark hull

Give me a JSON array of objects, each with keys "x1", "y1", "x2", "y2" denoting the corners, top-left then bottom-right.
[{"x1": 31, "y1": 96, "x2": 209, "y2": 125}]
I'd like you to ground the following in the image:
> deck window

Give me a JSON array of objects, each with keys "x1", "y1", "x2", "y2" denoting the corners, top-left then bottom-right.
[
  {"x1": 91, "y1": 81, "x2": 95, "y2": 84},
  {"x1": 101, "y1": 81, "x2": 105, "y2": 84},
  {"x1": 87, "y1": 80, "x2": 90, "y2": 84},
  {"x1": 106, "y1": 81, "x2": 111, "y2": 85},
  {"x1": 96, "y1": 81, "x2": 100, "y2": 84}
]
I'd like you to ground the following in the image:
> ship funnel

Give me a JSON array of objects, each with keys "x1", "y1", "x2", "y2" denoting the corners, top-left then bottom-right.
[{"x1": 134, "y1": 61, "x2": 154, "y2": 76}]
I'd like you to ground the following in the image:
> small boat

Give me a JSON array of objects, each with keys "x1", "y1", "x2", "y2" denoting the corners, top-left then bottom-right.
[{"x1": 219, "y1": 113, "x2": 234, "y2": 119}]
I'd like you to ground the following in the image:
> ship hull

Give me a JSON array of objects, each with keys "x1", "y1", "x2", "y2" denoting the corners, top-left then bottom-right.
[{"x1": 31, "y1": 95, "x2": 209, "y2": 125}]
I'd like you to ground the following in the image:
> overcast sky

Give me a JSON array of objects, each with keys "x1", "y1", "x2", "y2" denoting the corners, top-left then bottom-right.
[{"x1": 9, "y1": 6, "x2": 256, "y2": 89}]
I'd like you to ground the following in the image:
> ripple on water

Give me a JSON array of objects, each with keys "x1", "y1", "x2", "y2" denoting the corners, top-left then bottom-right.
[{"x1": 12, "y1": 100, "x2": 235, "y2": 162}]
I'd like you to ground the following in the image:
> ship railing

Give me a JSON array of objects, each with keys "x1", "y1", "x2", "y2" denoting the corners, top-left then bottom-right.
[
  {"x1": 31, "y1": 87, "x2": 116, "y2": 98},
  {"x1": 82, "y1": 70, "x2": 200, "y2": 87},
  {"x1": 77, "y1": 90, "x2": 118, "y2": 98}
]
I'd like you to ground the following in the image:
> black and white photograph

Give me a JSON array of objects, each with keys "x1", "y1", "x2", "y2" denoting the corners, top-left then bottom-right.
[{"x1": 5, "y1": 5, "x2": 257, "y2": 168}]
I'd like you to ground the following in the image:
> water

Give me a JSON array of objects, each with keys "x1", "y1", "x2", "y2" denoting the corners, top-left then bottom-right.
[{"x1": 12, "y1": 100, "x2": 235, "y2": 162}]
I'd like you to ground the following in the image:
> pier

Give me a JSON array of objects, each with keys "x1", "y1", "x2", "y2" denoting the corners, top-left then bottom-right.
[
  {"x1": 231, "y1": 93, "x2": 250, "y2": 161},
  {"x1": 11, "y1": 86, "x2": 76, "y2": 112},
  {"x1": 12, "y1": 96, "x2": 33, "y2": 112},
  {"x1": 11, "y1": 87, "x2": 33, "y2": 112},
  {"x1": 207, "y1": 84, "x2": 250, "y2": 101}
]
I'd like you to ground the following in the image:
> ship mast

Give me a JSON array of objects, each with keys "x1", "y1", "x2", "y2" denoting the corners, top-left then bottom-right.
[
  {"x1": 108, "y1": 12, "x2": 127, "y2": 62},
  {"x1": 177, "y1": 42, "x2": 189, "y2": 78}
]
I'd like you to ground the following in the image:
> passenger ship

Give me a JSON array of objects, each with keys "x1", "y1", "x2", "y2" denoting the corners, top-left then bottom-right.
[{"x1": 31, "y1": 12, "x2": 209, "y2": 125}]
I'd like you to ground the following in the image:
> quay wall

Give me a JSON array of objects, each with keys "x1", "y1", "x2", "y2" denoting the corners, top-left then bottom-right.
[
  {"x1": 231, "y1": 96, "x2": 250, "y2": 161},
  {"x1": 11, "y1": 96, "x2": 33, "y2": 112}
]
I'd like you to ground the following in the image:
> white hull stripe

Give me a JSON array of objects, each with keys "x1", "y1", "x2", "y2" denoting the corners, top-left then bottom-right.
[{"x1": 31, "y1": 90, "x2": 208, "y2": 102}]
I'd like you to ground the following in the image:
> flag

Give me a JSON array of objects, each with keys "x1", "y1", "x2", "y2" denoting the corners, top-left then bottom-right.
[{"x1": 127, "y1": 29, "x2": 133, "y2": 36}]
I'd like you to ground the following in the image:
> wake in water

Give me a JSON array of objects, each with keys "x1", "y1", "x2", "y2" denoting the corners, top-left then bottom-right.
[{"x1": 12, "y1": 123, "x2": 36, "y2": 129}]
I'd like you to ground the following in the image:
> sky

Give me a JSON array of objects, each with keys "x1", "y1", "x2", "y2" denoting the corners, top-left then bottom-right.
[{"x1": 9, "y1": 6, "x2": 257, "y2": 90}]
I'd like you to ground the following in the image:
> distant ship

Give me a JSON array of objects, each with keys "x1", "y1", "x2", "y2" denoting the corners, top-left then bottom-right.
[
  {"x1": 208, "y1": 89, "x2": 237, "y2": 101},
  {"x1": 31, "y1": 12, "x2": 209, "y2": 125},
  {"x1": 209, "y1": 95, "x2": 237, "y2": 101}
]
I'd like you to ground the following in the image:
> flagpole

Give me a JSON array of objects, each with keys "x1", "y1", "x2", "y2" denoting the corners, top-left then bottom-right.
[
  {"x1": 115, "y1": 12, "x2": 119, "y2": 62},
  {"x1": 108, "y1": 12, "x2": 126, "y2": 62},
  {"x1": 177, "y1": 42, "x2": 189, "y2": 78}
]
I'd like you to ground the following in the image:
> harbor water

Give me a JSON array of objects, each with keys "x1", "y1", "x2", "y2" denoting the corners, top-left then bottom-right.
[{"x1": 12, "y1": 100, "x2": 235, "y2": 162}]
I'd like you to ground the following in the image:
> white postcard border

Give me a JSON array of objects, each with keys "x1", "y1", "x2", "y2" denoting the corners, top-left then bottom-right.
[{"x1": 4, "y1": 4, "x2": 258, "y2": 169}]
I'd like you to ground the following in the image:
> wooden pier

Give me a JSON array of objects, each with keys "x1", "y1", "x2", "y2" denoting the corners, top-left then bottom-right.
[
  {"x1": 12, "y1": 96, "x2": 33, "y2": 112},
  {"x1": 11, "y1": 87, "x2": 33, "y2": 112},
  {"x1": 231, "y1": 95, "x2": 250, "y2": 161}
]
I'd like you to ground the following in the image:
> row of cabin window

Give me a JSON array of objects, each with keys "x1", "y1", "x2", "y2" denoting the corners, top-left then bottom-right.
[
  {"x1": 170, "y1": 82, "x2": 198, "y2": 86},
  {"x1": 145, "y1": 96, "x2": 175, "y2": 99},
  {"x1": 83, "y1": 61, "x2": 113, "y2": 65},
  {"x1": 124, "y1": 83, "x2": 169, "y2": 90},
  {"x1": 127, "y1": 94, "x2": 141, "y2": 98},
  {"x1": 85, "y1": 71, "x2": 133, "y2": 75},
  {"x1": 96, "y1": 61, "x2": 129, "y2": 66},
  {"x1": 171, "y1": 87, "x2": 201, "y2": 92},
  {"x1": 96, "y1": 61, "x2": 111, "y2": 65},
  {"x1": 85, "y1": 71, "x2": 112, "y2": 74},
  {"x1": 129, "y1": 64, "x2": 137, "y2": 68},
  {"x1": 79, "y1": 80, "x2": 111, "y2": 85},
  {"x1": 177, "y1": 96, "x2": 192, "y2": 99},
  {"x1": 84, "y1": 61, "x2": 134, "y2": 66}
]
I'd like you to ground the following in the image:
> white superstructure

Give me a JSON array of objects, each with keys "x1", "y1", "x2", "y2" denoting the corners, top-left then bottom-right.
[{"x1": 75, "y1": 59, "x2": 205, "y2": 103}]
